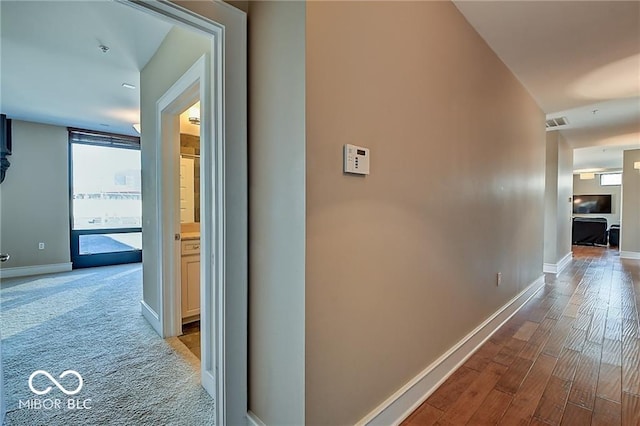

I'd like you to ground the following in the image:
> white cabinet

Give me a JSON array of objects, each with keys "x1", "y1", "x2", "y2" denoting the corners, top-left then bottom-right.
[{"x1": 181, "y1": 239, "x2": 200, "y2": 320}]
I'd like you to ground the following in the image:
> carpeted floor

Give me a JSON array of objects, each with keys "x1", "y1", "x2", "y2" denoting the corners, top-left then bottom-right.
[{"x1": 1, "y1": 263, "x2": 215, "y2": 425}]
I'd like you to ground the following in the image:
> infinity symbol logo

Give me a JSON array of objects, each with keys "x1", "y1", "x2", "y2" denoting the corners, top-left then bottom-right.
[{"x1": 28, "y1": 370, "x2": 84, "y2": 396}]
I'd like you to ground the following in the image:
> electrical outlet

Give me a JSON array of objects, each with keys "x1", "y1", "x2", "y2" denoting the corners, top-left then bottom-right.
[
  {"x1": 497, "y1": 272, "x2": 502, "y2": 286},
  {"x1": 38, "y1": 242, "x2": 45, "y2": 250}
]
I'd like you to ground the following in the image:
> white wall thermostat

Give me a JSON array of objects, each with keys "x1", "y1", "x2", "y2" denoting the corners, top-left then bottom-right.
[{"x1": 343, "y1": 144, "x2": 370, "y2": 175}]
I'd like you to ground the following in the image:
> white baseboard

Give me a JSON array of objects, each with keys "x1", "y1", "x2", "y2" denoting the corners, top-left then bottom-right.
[
  {"x1": 141, "y1": 300, "x2": 163, "y2": 336},
  {"x1": 247, "y1": 411, "x2": 267, "y2": 426},
  {"x1": 0, "y1": 262, "x2": 72, "y2": 279},
  {"x1": 620, "y1": 251, "x2": 640, "y2": 260},
  {"x1": 357, "y1": 275, "x2": 545, "y2": 426},
  {"x1": 543, "y1": 252, "x2": 572, "y2": 274}
]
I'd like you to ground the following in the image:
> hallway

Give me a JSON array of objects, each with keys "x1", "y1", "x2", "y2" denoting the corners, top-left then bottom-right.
[{"x1": 403, "y1": 246, "x2": 640, "y2": 425}]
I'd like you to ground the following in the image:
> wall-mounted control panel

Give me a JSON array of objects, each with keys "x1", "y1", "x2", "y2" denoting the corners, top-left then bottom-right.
[{"x1": 343, "y1": 144, "x2": 370, "y2": 175}]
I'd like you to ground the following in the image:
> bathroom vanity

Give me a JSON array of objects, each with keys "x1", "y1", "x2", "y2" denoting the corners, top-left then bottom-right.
[{"x1": 181, "y1": 232, "x2": 200, "y2": 322}]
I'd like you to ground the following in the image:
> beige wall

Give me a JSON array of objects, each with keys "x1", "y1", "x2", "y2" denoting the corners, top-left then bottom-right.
[
  {"x1": 621, "y1": 149, "x2": 640, "y2": 254},
  {"x1": 573, "y1": 173, "x2": 622, "y2": 226},
  {"x1": 557, "y1": 136, "x2": 573, "y2": 260},
  {"x1": 0, "y1": 120, "x2": 70, "y2": 269},
  {"x1": 544, "y1": 132, "x2": 560, "y2": 264},
  {"x1": 305, "y1": 2, "x2": 545, "y2": 424},
  {"x1": 140, "y1": 26, "x2": 210, "y2": 314},
  {"x1": 544, "y1": 131, "x2": 572, "y2": 265},
  {"x1": 248, "y1": 1, "x2": 306, "y2": 424}
]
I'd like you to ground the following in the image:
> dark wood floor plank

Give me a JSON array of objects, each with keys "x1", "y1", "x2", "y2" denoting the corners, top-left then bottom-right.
[
  {"x1": 601, "y1": 338, "x2": 622, "y2": 366},
  {"x1": 513, "y1": 321, "x2": 539, "y2": 341},
  {"x1": 596, "y1": 362, "x2": 621, "y2": 403},
  {"x1": 424, "y1": 367, "x2": 479, "y2": 412},
  {"x1": 572, "y1": 311, "x2": 591, "y2": 331},
  {"x1": 466, "y1": 389, "x2": 512, "y2": 426},
  {"x1": 564, "y1": 302, "x2": 580, "y2": 319},
  {"x1": 622, "y1": 338, "x2": 640, "y2": 395},
  {"x1": 552, "y1": 347, "x2": 581, "y2": 382},
  {"x1": 588, "y1": 308, "x2": 607, "y2": 344},
  {"x1": 592, "y1": 397, "x2": 621, "y2": 425},
  {"x1": 532, "y1": 375, "x2": 571, "y2": 425},
  {"x1": 542, "y1": 318, "x2": 573, "y2": 358},
  {"x1": 568, "y1": 341, "x2": 601, "y2": 409},
  {"x1": 401, "y1": 402, "x2": 443, "y2": 426},
  {"x1": 563, "y1": 327, "x2": 587, "y2": 352},
  {"x1": 498, "y1": 354, "x2": 556, "y2": 425},
  {"x1": 434, "y1": 362, "x2": 507, "y2": 425},
  {"x1": 493, "y1": 337, "x2": 526, "y2": 366},
  {"x1": 604, "y1": 317, "x2": 623, "y2": 342},
  {"x1": 621, "y1": 392, "x2": 640, "y2": 426},
  {"x1": 464, "y1": 340, "x2": 502, "y2": 372},
  {"x1": 559, "y1": 402, "x2": 592, "y2": 426},
  {"x1": 495, "y1": 356, "x2": 533, "y2": 395}
]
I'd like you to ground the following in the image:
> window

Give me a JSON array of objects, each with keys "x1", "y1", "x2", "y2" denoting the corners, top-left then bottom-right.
[
  {"x1": 69, "y1": 128, "x2": 142, "y2": 268},
  {"x1": 600, "y1": 173, "x2": 622, "y2": 186}
]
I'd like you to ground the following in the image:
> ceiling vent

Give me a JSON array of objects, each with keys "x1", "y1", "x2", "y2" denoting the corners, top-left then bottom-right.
[{"x1": 545, "y1": 116, "x2": 569, "y2": 128}]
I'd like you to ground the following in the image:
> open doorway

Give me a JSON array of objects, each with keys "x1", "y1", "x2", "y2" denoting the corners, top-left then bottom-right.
[
  {"x1": 177, "y1": 100, "x2": 203, "y2": 361},
  {"x1": 1, "y1": 1, "x2": 247, "y2": 424}
]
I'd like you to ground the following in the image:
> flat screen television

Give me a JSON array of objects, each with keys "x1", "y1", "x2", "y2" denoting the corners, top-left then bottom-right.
[{"x1": 573, "y1": 194, "x2": 612, "y2": 214}]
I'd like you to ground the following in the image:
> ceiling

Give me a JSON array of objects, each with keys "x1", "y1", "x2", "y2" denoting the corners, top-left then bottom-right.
[
  {"x1": 453, "y1": 1, "x2": 640, "y2": 172},
  {"x1": 1, "y1": 1, "x2": 638, "y2": 159},
  {"x1": 0, "y1": 1, "x2": 173, "y2": 136}
]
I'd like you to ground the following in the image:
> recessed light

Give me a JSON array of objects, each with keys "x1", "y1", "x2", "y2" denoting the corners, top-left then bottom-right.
[{"x1": 122, "y1": 83, "x2": 136, "y2": 90}]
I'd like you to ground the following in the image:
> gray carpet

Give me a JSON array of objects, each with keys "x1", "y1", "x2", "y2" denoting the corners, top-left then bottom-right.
[{"x1": 1, "y1": 264, "x2": 215, "y2": 425}]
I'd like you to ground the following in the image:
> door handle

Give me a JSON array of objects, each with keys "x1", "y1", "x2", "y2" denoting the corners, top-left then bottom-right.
[
  {"x1": 0, "y1": 253, "x2": 10, "y2": 262},
  {"x1": 175, "y1": 233, "x2": 181, "y2": 241}
]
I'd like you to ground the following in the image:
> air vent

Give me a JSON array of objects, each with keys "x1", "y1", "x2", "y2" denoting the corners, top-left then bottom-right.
[{"x1": 545, "y1": 116, "x2": 569, "y2": 128}]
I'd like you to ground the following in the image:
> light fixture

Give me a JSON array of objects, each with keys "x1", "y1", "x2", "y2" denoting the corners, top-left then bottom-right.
[
  {"x1": 579, "y1": 172, "x2": 595, "y2": 180},
  {"x1": 122, "y1": 83, "x2": 136, "y2": 90},
  {"x1": 634, "y1": 161, "x2": 640, "y2": 170},
  {"x1": 133, "y1": 123, "x2": 141, "y2": 134},
  {"x1": 188, "y1": 106, "x2": 200, "y2": 125}
]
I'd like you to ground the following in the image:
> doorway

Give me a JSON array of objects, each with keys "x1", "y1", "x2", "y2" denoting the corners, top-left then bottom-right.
[
  {"x1": 127, "y1": 1, "x2": 248, "y2": 423},
  {"x1": 0, "y1": 1, "x2": 246, "y2": 424},
  {"x1": 177, "y1": 100, "x2": 203, "y2": 360}
]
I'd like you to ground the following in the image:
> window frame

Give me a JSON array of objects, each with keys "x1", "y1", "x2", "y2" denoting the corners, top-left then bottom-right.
[{"x1": 68, "y1": 128, "x2": 142, "y2": 268}]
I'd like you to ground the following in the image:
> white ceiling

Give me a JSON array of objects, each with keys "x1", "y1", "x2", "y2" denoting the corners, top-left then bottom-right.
[
  {"x1": 453, "y1": 1, "x2": 640, "y2": 171},
  {"x1": 0, "y1": 1, "x2": 173, "y2": 136},
  {"x1": 1, "y1": 0, "x2": 638, "y2": 161}
]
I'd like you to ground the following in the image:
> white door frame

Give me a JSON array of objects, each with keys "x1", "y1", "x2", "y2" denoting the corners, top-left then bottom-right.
[
  {"x1": 119, "y1": 2, "x2": 244, "y2": 425},
  {"x1": 156, "y1": 53, "x2": 221, "y2": 401},
  {"x1": 155, "y1": 55, "x2": 210, "y2": 335}
]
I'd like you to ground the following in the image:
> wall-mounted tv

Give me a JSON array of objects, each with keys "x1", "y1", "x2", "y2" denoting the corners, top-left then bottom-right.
[{"x1": 573, "y1": 194, "x2": 612, "y2": 214}]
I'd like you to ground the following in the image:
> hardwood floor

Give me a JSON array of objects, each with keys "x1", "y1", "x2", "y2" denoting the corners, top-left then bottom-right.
[
  {"x1": 178, "y1": 320, "x2": 201, "y2": 359},
  {"x1": 402, "y1": 246, "x2": 640, "y2": 426}
]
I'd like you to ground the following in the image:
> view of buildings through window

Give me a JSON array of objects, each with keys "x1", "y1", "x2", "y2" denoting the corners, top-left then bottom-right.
[
  {"x1": 72, "y1": 143, "x2": 142, "y2": 229},
  {"x1": 72, "y1": 143, "x2": 142, "y2": 254}
]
